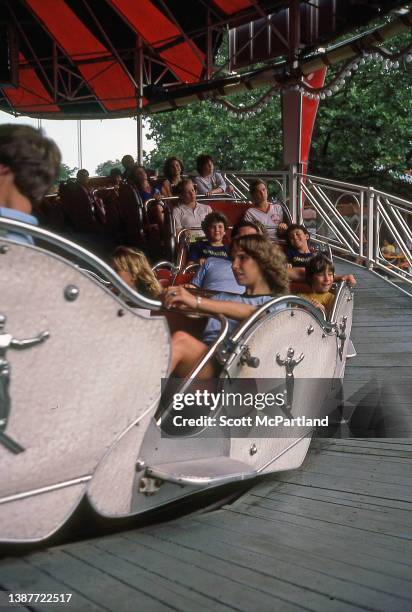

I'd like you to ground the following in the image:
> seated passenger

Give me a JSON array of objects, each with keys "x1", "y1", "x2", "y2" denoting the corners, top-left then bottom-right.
[
  {"x1": 129, "y1": 164, "x2": 161, "y2": 204},
  {"x1": 172, "y1": 179, "x2": 213, "y2": 240},
  {"x1": 109, "y1": 167, "x2": 123, "y2": 190},
  {"x1": 192, "y1": 220, "x2": 263, "y2": 293},
  {"x1": 66, "y1": 168, "x2": 106, "y2": 229},
  {"x1": 298, "y1": 254, "x2": 335, "y2": 316},
  {"x1": 188, "y1": 212, "x2": 229, "y2": 264},
  {"x1": 111, "y1": 246, "x2": 162, "y2": 300},
  {"x1": 164, "y1": 234, "x2": 289, "y2": 377},
  {"x1": 193, "y1": 154, "x2": 233, "y2": 196},
  {"x1": 121, "y1": 154, "x2": 135, "y2": 180},
  {"x1": 0, "y1": 124, "x2": 60, "y2": 244},
  {"x1": 244, "y1": 179, "x2": 288, "y2": 240},
  {"x1": 285, "y1": 224, "x2": 315, "y2": 267},
  {"x1": 381, "y1": 239, "x2": 396, "y2": 259},
  {"x1": 160, "y1": 157, "x2": 184, "y2": 198}
]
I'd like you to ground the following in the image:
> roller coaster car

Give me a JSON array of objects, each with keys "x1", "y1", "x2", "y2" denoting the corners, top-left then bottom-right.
[{"x1": 0, "y1": 221, "x2": 353, "y2": 544}]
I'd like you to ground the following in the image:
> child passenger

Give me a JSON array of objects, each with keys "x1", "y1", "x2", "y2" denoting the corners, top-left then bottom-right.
[
  {"x1": 285, "y1": 224, "x2": 314, "y2": 267},
  {"x1": 111, "y1": 246, "x2": 163, "y2": 299},
  {"x1": 188, "y1": 212, "x2": 229, "y2": 264},
  {"x1": 299, "y1": 254, "x2": 335, "y2": 316}
]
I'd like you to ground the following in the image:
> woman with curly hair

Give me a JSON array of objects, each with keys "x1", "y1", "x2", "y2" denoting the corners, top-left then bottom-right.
[
  {"x1": 164, "y1": 234, "x2": 289, "y2": 377},
  {"x1": 160, "y1": 157, "x2": 184, "y2": 198},
  {"x1": 111, "y1": 246, "x2": 163, "y2": 300}
]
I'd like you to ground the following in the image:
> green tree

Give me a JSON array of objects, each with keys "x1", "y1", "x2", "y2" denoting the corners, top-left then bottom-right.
[
  {"x1": 144, "y1": 91, "x2": 283, "y2": 173},
  {"x1": 311, "y1": 32, "x2": 412, "y2": 195},
  {"x1": 95, "y1": 159, "x2": 123, "y2": 176},
  {"x1": 145, "y1": 30, "x2": 412, "y2": 196},
  {"x1": 58, "y1": 163, "x2": 77, "y2": 182}
]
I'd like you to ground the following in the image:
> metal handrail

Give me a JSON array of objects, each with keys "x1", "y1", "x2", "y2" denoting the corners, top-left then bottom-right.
[
  {"x1": 231, "y1": 294, "x2": 336, "y2": 344},
  {"x1": 329, "y1": 281, "x2": 349, "y2": 323},
  {"x1": 152, "y1": 261, "x2": 180, "y2": 275},
  {"x1": 156, "y1": 313, "x2": 230, "y2": 422},
  {"x1": 287, "y1": 172, "x2": 412, "y2": 293},
  {"x1": 0, "y1": 218, "x2": 162, "y2": 310}
]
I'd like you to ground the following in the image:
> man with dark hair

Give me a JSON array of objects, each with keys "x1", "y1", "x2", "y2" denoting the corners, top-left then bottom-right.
[
  {"x1": 121, "y1": 154, "x2": 135, "y2": 180},
  {"x1": 0, "y1": 124, "x2": 61, "y2": 244}
]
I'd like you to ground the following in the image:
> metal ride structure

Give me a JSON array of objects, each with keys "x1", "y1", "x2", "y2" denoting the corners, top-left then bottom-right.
[
  {"x1": 223, "y1": 171, "x2": 412, "y2": 294},
  {"x1": 0, "y1": 217, "x2": 354, "y2": 543},
  {"x1": 0, "y1": 1, "x2": 410, "y2": 543}
]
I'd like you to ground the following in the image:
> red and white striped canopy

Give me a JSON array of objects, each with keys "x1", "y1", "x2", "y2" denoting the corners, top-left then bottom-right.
[{"x1": 0, "y1": 0, "x2": 406, "y2": 119}]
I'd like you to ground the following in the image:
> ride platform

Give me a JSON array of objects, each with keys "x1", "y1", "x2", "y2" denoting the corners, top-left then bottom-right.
[{"x1": 1, "y1": 261, "x2": 411, "y2": 611}]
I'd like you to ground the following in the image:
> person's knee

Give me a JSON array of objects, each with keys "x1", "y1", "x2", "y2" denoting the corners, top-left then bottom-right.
[{"x1": 172, "y1": 331, "x2": 192, "y2": 355}]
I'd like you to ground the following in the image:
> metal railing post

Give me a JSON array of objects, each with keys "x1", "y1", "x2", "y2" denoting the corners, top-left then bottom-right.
[
  {"x1": 366, "y1": 188, "x2": 375, "y2": 269},
  {"x1": 289, "y1": 164, "x2": 298, "y2": 222}
]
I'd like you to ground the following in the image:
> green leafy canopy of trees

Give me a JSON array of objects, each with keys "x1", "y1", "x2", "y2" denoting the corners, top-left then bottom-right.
[
  {"x1": 144, "y1": 30, "x2": 412, "y2": 196},
  {"x1": 58, "y1": 163, "x2": 77, "y2": 182},
  {"x1": 95, "y1": 159, "x2": 123, "y2": 176}
]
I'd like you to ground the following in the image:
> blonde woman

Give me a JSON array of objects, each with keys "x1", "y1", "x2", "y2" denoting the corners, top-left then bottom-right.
[{"x1": 111, "y1": 246, "x2": 163, "y2": 299}]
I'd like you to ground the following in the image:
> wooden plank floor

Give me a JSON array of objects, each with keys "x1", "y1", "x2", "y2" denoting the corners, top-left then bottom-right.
[{"x1": 1, "y1": 262, "x2": 411, "y2": 612}]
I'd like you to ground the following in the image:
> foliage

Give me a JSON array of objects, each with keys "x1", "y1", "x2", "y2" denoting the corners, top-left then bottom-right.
[
  {"x1": 311, "y1": 31, "x2": 412, "y2": 195},
  {"x1": 58, "y1": 163, "x2": 77, "y2": 182},
  {"x1": 144, "y1": 90, "x2": 283, "y2": 174},
  {"x1": 95, "y1": 159, "x2": 123, "y2": 176},
  {"x1": 144, "y1": 30, "x2": 412, "y2": 196}
]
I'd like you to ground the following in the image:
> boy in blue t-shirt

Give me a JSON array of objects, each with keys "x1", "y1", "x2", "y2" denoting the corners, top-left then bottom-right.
[
  {"x1": 188, "y1": 211, "x2": 229, "y2": 264},
  {"x1": 285, "y1": 224, "x2": 316, "y2": 267}
]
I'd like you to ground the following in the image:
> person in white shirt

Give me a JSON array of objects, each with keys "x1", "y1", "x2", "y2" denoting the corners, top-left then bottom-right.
[
  {"x1": 244, "y1": 179, "x2": 288, "y2": 240},
  {"x1": 172, "y1": 178, "x2": 213, "y2": 240}
]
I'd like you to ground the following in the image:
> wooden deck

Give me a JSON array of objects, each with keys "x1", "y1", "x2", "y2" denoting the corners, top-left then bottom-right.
[{"x1": 1, "y1": 262, "x2": 412, "y2": 611}]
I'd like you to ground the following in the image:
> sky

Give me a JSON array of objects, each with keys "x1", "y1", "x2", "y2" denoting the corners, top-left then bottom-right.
[{"x1": 0, "y1": 111, "x2": 155, "y2": 174}]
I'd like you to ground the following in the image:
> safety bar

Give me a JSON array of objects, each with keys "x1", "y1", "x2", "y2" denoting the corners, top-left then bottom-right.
[
  {"x1": 231, "y1": 294, "x2": 336, "y2": 344},
  {"x1": 0, "y1": 218, "x2": 162, "y2": 310},
  {"x1": 156, "y1": 313, "x2": 230, "y2": 422},
  {"x1": 329, "y1": 281, "x2": 351, "y2": 323},
  {"x1": 152, "y1": 260, "x2": 180, "y2": 273}
]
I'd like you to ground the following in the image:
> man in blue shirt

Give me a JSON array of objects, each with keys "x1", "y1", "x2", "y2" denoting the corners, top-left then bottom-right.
[{"x1": 0, "y1": 124, "x2": 61, "y2": 244}]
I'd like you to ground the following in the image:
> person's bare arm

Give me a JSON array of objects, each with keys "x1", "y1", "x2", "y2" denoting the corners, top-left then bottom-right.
[
  {"x1": 287, "y1": 267, "x2": 306, "y2": 281},
  {"x1": 206, "y1": 187, "x2": 225, "y2": 196},
  {"x1": 164, "y1": 286, "x2": 259, "y2": 321},
  {"x1": 288, "y1": 267, "x2": 357, "y2": 287},
  {"x1": 335, "y1": 273, "x2": 356, "y2": 286}
]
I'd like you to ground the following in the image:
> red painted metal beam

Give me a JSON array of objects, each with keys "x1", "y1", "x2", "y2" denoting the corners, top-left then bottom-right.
[
  {"x1": 4, "y1": 52, "x2": 59, "y2": 113},
  {"x1": 25, "y1": 0, "x2": 136, "y2": 112},
  {"x1": 109, "y1": 0, "x2": 204, "y2": 83},
  {"x1": 213, "y1": 0, "x2": 253, "y2": 14},
  {"x1": 301, "y1": 68, "x2": 327, "y2": 170}
]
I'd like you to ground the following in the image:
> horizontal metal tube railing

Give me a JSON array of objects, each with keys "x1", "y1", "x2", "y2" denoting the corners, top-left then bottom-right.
[{"x1": 0, "y1": 218, "x2": 162, "y2": 310}]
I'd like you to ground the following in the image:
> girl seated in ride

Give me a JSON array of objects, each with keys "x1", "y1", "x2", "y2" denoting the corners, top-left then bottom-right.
[
  {"x1": 285, "y1": 224, "x2": 316, "y2": 267},
  {"x1": 243, "y1": 179, "x2": 288, "y2": 240},
  {"x1": 111, "y1": 246, "x2": 163, "y2": 299},
  {"x1": 298, "y1": 254, "x2": 335, "y2": 316},
  {"x1": 129, "y1": 164, "x2": 161, "y2": 203},
  {"x1": 164, "y1": 234, "x2": 289, "y2": 378},
  {"x1": 188, "y1": 212, "x2": 229, "y2": 264},
  {"x1": 160, "y1": 156, "x2": 184, "y2": 198}
]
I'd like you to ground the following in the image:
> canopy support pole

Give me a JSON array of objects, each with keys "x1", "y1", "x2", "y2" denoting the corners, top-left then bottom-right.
[
  {"x1": 77, "y1": 119, "x2": 83, "y2": 170},
  {"x1": 282, "y1": 0, "x2": 301, "y2": 222},
  {"x1": 136, "y1": 36, "x2": 144, "y2": 165}
]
